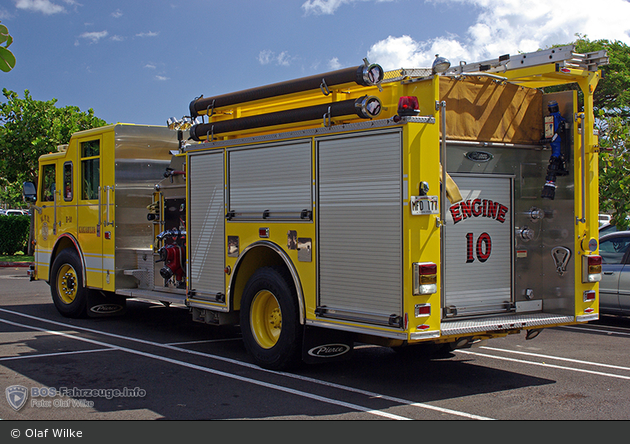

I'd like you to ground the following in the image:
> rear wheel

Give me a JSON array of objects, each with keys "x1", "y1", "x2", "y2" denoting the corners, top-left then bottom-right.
[
  {"x1": 240, "y1": 267, "x2": 302, "y2": 370},
  {"x1": 50, "y1": 249, "x2": 88, "y2": 318}
]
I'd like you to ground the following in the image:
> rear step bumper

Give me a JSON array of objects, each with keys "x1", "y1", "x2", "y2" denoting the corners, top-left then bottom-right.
[{"x1": 441, "y1": 313, "x2": 574, "y2": 336}]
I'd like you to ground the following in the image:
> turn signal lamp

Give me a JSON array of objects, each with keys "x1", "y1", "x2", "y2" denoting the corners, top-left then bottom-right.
[
  {"x1": 398, "y1": 96, "x2": 420, "y2": 117},
  {"x1": 413, "y1": 262, "x2": 437, "y2": 295},
  {"x1": 582, "y1": 255, "x2": 602, "y2": 283}
]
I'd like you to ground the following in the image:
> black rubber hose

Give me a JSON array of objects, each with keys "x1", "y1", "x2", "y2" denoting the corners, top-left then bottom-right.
[
  {"x1": 189, "y1": 96, "x2": 380, "y2": 141},
  {"x1": 189, "y1": 64, "x2": 383, "y2": 118}
]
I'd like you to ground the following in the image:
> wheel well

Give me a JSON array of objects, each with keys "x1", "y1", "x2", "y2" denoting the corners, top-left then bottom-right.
[
  {"x1": 50, "y1": 235, "x2": 84, "y2": 284},
  {"x1": 229, "y1": 242, "x2": 304, "y2": 323}
]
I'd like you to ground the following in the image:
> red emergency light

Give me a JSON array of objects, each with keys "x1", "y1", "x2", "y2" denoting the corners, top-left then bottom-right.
[{"x1": 398, "y1": 96, "x2": 420, "y2": 117}]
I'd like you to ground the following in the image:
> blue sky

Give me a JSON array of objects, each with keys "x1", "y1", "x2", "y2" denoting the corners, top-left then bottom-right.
[{"x1": 1, "y1": 0, "x2": 630, "y2": 126}]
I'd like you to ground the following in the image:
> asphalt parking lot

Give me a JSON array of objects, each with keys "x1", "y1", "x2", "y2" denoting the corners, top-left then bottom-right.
[{"x1": 2, "y1": 265, "x2": 630, "y2": 430}]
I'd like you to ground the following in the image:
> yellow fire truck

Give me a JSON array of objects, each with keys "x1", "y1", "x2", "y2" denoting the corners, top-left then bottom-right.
[{"x1": 24, "y1": 45, "x2": 608, "y2": 370}]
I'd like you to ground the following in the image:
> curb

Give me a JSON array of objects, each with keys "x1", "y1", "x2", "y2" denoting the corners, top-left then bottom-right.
[{"x1": 0, "y1": 262, "x2": 32, "y2": 268}]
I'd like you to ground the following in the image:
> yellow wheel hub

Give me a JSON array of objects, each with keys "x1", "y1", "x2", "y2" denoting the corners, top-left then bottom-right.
[
  {"x1": 250, "y1": 290, "x2": 282, "y2": 349},
  {"x1": 57, "y1": 264, "x2": 78, "y2": 305}
]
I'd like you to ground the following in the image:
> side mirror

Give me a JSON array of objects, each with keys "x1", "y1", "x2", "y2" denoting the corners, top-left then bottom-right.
[{"x1": 23, "y1": 181, "x2": 37, "y2": 203}]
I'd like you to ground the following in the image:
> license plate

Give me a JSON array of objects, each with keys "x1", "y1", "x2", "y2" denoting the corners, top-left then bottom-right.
[{"x1": 410, "y1": 196, "x2": 439, "y2": 215}]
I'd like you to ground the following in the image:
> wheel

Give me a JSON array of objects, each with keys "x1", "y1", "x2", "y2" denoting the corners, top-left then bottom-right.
[
  {"x1": 50, "y1": 249, "x2": 88, "y2": 318},
  {"x1": 240, "y1": 266, "x2": 302, "y2": 370}
]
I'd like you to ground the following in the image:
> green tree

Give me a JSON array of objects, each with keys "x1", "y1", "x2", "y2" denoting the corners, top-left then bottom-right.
[
  {"x1": 598, "y1": 116, "x2": 630, "y2": 226},
  {"x1": 0, "y1": 89, "x2": 108, "y2": 207},
  {"x1": 572, "y1": 37, "x2": 630, "y2": 229},
  {"x1": 0, "y1": 21, "x2": 15, "y2": 73}
]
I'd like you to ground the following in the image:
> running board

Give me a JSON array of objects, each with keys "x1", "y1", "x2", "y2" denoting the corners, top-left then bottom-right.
[
  {"x1": 440, "y1": 313, "x2": 574, "y2": 336},
  {"x1": 116, "y1": 288, "x2": 187, "y2": 306}
]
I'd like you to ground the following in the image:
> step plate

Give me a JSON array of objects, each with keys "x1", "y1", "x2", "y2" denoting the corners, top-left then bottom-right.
[{"x1": 441, "y1": 313, "x2": 574, "y2": 336}]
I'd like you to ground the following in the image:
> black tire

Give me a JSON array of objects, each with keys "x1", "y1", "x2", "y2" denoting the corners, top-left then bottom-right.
[
  {"x1": 50, "y1": 249, "x2": 88, "y2": 318},
  {"x1": 240, "y1": 266, "x2": 302, "y2": 370}
]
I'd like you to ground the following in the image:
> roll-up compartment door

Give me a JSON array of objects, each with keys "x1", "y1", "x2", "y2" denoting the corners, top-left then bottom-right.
[
  {"x1": 317, "y1": 131, "x2": 403, "y2": 327},
  {"x1": 444, "y1": 174, "x2": 513, "y2": 317},
  {"x1": 228, "y1": 141, "x2": 312, "y2": 220},
  {"x1": 188, "y1": 151, "x2": 225, "y2": 300}
]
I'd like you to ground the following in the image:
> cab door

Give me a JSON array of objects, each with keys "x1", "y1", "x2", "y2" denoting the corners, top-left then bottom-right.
[
  {"x1": 76, "y1": 136, "x2": 104, "y2": 290},
  {"x1": 36, "y1": 162, "x2": 58, "y2": 280}
]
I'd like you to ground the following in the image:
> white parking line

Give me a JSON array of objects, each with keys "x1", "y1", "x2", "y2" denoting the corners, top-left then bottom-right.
[
  {"x1": 0, "y1": 316, "x2": 409, "y2": 420},
  {"x1": 165, "y1": 338, "x2": 241, "y2": 346},
  {"x1": 0, "y1": 307, "x2": 493, "y2": 420},
  {"x1": 0, "y1": 348, "x2": 115, "y2": 361},
  {"x1": 561, "y1": 325, "x2": 630, "y2": 337},
  {"x1": 478, "y1": 346, "x2": 630, "y2": 372},
  {"x1": 456, "y1": 349, "x2": 630, "y2": 380}
]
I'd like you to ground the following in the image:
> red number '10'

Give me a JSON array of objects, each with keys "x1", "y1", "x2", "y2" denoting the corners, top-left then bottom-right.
[{"x1": 466, "y1": 232, "x2": 492, "y2": 263}]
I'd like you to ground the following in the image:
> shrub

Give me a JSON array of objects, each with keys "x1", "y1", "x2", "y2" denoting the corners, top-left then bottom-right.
[{"x1": 0, "y1": 214, "x2": 30, "y2": 255}]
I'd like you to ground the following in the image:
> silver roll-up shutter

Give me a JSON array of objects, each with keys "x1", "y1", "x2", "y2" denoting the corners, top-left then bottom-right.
[
  {"x1": 228, "y1": 141, "x2": 312, "y2": 219},
  {"x1": 317, "y1": 131, "x2": 403, "y2": 326},
  {"x1": 188, "y1": 151, "x2": 225, "y2": 299},
  {"x1": 444, "y1": 174, "x2": 513, "y2": 316}
]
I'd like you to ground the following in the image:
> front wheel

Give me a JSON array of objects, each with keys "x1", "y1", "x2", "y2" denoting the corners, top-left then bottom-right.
[
  {"x1": 50, "y1": 249, "x2": 88, "y2": 318},
  {"x1": 240, "y1": 267, "x2": 302, "y2": 370}
]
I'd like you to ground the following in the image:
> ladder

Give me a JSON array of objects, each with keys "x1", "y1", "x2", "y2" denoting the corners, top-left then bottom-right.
[{"x1": 447, "y1": 45, "x2": 609, "y2": 75}]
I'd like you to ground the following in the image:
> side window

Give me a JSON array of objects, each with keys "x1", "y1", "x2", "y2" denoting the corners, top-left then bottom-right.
[
  {"x1": 63, "y1": 162, "x2": 73, "y2": 201},
  {"x1": 599, "y1": 237, "x2": 630, "y2": 264},
  {"x1": 41, "y1": 164, "x2": 56, "y2": 202},
  {"x1": 81, "y1": 140, "x2": 100, "y2": 200}
]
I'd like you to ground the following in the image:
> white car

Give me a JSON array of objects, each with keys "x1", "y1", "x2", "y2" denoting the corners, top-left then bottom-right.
[{"x1": 5, "y1": 209, "x2": 28, "y2": 216}]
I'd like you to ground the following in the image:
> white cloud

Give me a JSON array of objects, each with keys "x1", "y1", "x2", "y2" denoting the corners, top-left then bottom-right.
[
  {"x1": 276, "y1": 51, "x2": 290, "y2": 66},
  {"x1": 111, "y1": 9, "x2": 122, "y2": 18},
  {"x1": 257, "y1": 49, "x2": 293, "y2": 66},
  {"x1": 367, "y1": 0, "x2": 630, "y2": 70},
  {"x1": 144, "y1": 64, "x2": 156, "y2": 69},
  {"x1": 302, "y1": 0, "x2": 393, "y2": 15},
  {"x1": 111, "y1": 35, "x2": 125, "y2": 42},
  {"x1": 136, "y1": 31, "x2": 159, "y2": 38},
  {"x1": 328, "y1": 57, "x2": 342, "y2": 70},
  {"x1": 0, "y1": 8, "x2": 13, "y2": 19},
  {"x1": 79, "y1": 30, "x2": 108, "y2": 44},
  {"x1": 302, "y1": 0, "x2": 351, "y2": 14},
  {"x1": 15, "y1": 0, "x2": 66, "y2": 15},
  {"x1": 155, "y1": 75, "x2": 169, "y2": 81}
]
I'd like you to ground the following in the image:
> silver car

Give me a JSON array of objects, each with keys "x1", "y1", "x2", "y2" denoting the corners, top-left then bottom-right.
[{"x1": 599, "y1": 231, "x2": 630, "y2": 315}]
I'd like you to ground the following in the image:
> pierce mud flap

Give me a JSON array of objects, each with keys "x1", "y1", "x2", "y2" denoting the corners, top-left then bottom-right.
[
  {"x1": 86, "y1": 290, "x2": 127, "y2": 317},
  {"x1": 301, "y1": 326, "x2": 354, "y2": 364}
]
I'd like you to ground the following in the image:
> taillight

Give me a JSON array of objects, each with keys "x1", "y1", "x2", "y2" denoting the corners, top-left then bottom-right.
[
  {"x1": 414, "y1": 303, "x2": 431, "y2": 317},
  {"x1": 582, "y1": 255, "x2": 602, "y2": 283},
  {"x1": 583, "y1": 290, "x2": 596, "y2": 302},
  {"x1": 398, "y1": 96, "x2": 420, "y2": 116},
  {"x1": 413, "y1": 262, "x2": 437, "y2": 295}
]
